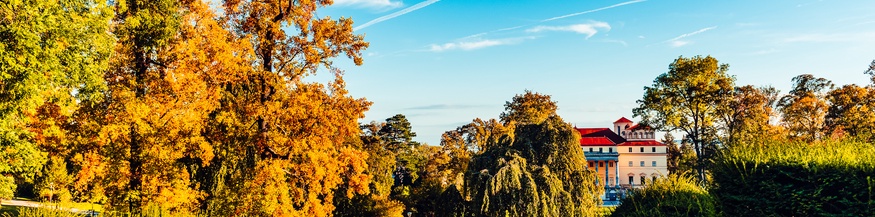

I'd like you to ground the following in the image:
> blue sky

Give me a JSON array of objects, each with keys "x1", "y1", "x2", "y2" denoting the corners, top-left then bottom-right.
[{"x1": 316, "y1": 0, "x2": 875, "y2": 145}]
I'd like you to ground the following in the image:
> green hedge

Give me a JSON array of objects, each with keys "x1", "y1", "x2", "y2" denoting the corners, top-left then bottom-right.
[
  {"x1": 611, "y1": 174, "x2": 717, "y2": 217},
  {"x1": 711, "y1": 139, "x2": 875, "y2": 216}
]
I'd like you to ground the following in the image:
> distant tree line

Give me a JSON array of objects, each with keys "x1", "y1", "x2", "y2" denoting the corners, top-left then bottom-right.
[{"x1": 636, "y1": 55, "x2": 875, "y2": 184}]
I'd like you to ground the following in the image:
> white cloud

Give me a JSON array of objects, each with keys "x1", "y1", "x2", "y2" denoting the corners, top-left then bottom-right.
[
  {"x1": 428, "y1": 37, "x2": 534, "y2": 52},
  {"x1": 354, "y1": 0, "x2": 440, "y2": 31},
  {"x1": 334, "y1": 0, "x2": 403, "y2": 9},
  {"x1": 526, "y1": 21, "x2": 611, "y2": 39}
]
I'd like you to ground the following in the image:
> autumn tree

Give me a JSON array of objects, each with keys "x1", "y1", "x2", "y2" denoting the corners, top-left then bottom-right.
[
  {"x1": 87, "y1": 0, "x2": 253, "y2": 214},
  {"x1": 334, "y1": 115, "x2": 421, "y2": 217},
  {"x1": 717, "y1": 85, "x2": 781, "y2": 144},
  {"x1": 179, "y1": 0, "x2": 374, "y2": 215},
  {"x1": 463, "y1": 92, "x2": 602, "y2": 216},
  {"x1": 634, "y1": 55, "x2": 735, "y2": 184},
  {"x1": 500, "y1": 90, "x2": 558, "y2": 125},
  {"x1": 826, "y1": 84, "x2": 875, "y2": 140},
  {"x1": 333, "y1": 126, "x2": 404, "y2": 217},
  {"x1": 431, "y1": 120, "x2": 500, "y2": 187},
  {"x1": 778, "y1": 74, "x2": 833, "y2": 142},
  {"x1": 0, "y1": 0, "x2": 113, "y2": 199}
]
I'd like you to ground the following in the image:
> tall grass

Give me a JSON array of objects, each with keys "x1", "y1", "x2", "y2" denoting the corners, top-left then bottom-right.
[
  {"x1": 3, "y1": 206, "x2": 83, "y2": 217},
  {"x1": 711, "y1": 139, "x2": 875, "y2": 216}
]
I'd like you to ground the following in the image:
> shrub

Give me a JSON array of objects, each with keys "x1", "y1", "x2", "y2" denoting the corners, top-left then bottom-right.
[
  {"x1": 611, "y1": 173, "x2": 717, "y2": 217},
  {"x1": 711, "y1": 139, "x2": 875, "y2": 216}
]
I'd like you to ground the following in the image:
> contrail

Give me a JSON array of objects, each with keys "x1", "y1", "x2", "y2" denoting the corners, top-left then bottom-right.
[
  {"x1": 354, "y1": 0, "x2": 440, "y2": 31},
  {"x1": 543, "y1": 0, "x2": 646, "y2": 22},
  {"x1": 664, "y1": 26, "x2": 717, "y2": 42}
]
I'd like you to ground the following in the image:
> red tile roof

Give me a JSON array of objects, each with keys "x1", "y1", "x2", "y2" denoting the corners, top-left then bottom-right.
[
  {"x1": 614, "y1": 117, "x2": 633, "y2": 123},
  {"x1": 575, "y1": 128, "x2": 625, "y2": 144},
  {"x1": 576, "y1": 128, "x2": 610, "y2": 136},
  {"x1": 618, "y1": 141, "x2": 665, "y2": 146},
  {"x1": 579, "y1": 137, "x2": 616, "y2": 146}
]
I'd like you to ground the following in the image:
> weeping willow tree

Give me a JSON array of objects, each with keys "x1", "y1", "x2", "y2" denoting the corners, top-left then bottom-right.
[{"x1": 462, "y1": 91, "x2": 603, "y2": 217}]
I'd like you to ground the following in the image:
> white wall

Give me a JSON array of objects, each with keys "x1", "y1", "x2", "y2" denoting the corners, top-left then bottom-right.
[{"x1": 617, "y1": 146, "x2": 668, "y2": 186}]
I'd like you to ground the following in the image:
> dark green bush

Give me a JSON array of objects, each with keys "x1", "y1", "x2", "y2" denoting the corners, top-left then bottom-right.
[
  {"x1": 711, "y1": 139, "x2": 875, "y2": 216},
  {"x1": 611, "y1": 174, "x2": 717, "y2": 217}
]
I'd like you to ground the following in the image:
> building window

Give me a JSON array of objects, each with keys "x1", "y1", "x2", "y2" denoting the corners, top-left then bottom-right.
[
  {"x1": 599, "y1": 162, "x2": 604, "y2": 167},
  {"x1": 641, "y1": 176, "x2": 646, "y2": 185},
  {"x1": 640, "y1": 161, "x2": 645, "y2": 167},
  {"x1": 628, "y1": 147, "x2": 632, "y2": 152},
  {"x1": 617, "y1": 126, "x2": 620, "y2": 133},
  {"x1": 652, "y1": 147, "x2": 656, "y2": 152},
  {"x1": 652, "y1": 161, "x2": 657, "y2": 167},
  {"x1": 629, "y1": 176, "x2": 634, "y2": 185},
  {"x1": 652, "y1": 176, "x2": 657, "y2": 182},
  {"x1": 609, "y1": 162, "x2": 613, "y2": 167},
  {"x1": 628, "y1": 161, "x2": 633, "y2": 167},
  {"x1": 609, "y1": 148, "x2": 613, "y2": 153},
  {"x1": 589, "y1": 148, "x2": 593, "y2": 152},
  {"x1": 640, "y1": 147, "x2": 644, "y2": 152},
  {"x1": 599, "y1": 148, "x2": 603, "y2": 153},
  {"x1": 588, "y1": 162, "x2": 593, "y2": 167}
]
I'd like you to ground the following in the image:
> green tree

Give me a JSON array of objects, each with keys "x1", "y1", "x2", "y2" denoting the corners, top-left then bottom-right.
[
  {"x1": 333, "y1": 129, "x2": 404, "y2": 217},
  {"x1": 0, "y1": 0, "x2": 113, "y2": 199},
  {"x1": 500, "y1": 90, "x2": 558, "y2": 125},
  {"x1": 633, "y1": 55, "x2": 735, "y2": 184},
  {"x1": 464, "y1": 92, "x2": 602, "y2": 216},
  {"x1": 381, "y1": 114, "x2": 420, "y2": 152},
  {"x1": 663, "y1": 133, "x2": 681, "y2": 174},
  {"x1": 865, "y1": 60, "x2": 875, "y2": 83},
  {"x1": 676, "y1": 138, "x2": 698, "y2": 176},
  {"x1": 611, "y1": 173, "x2": 716, "y2": 217},
  {"x1": 778, "y1": 74, "x2": 833, "y2": 142},
  {"x1": 335, "y1": 114, "x2": 425, "y2": 216}
]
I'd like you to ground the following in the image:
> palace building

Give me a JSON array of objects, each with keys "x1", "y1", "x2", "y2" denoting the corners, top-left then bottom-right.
[{"x1": 576, "y1": 117, "x2": 668, "y2": 201}]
